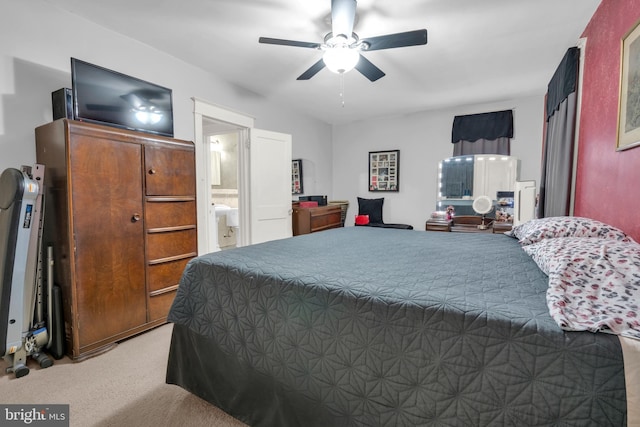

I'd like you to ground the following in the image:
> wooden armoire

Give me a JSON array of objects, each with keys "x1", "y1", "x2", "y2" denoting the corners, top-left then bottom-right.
[{"x1": 35, "y1": 119, "x2": 197, "y2": 360}]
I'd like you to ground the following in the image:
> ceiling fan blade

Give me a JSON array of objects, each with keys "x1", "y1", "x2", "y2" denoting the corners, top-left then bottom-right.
[
  {"x1": 360, "y1": 29, "x2": 428, "y2": 51},
  {"x1": 331, "y1": 0, "x2": 357, "y2": 38},
  {"x1": 259, "y1": 37, "x2": 321, "y2": 49},
  {"x1": 297, "y1": 59, "x2": 326, "y2": 80},
  {"x1": 355, "y1": 55, "x2": 385, "y2": 82}
]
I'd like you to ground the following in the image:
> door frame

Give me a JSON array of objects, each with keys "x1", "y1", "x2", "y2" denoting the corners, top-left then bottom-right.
[{"x1": 193, "y1": 98, "x2": 254, "y2": 254}]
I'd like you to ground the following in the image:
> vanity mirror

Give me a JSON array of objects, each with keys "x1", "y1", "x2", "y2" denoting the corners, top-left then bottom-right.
[{"x1": 437, "y1": 155, "x2": 518, "y2": 216}]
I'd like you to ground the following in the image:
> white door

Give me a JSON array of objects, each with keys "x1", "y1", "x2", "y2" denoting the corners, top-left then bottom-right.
[{"x1": 248, "y1": 129, "x2": 292, "y2": 245}]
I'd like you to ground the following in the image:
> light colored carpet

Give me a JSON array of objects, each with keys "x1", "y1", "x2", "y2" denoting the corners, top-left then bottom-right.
[{"x1": 0, "y1": 324, "x2": 248, "y2": 427}]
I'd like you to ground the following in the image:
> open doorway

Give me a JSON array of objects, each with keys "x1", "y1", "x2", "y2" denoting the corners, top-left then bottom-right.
[
  {"x1": 204, "y1": 119, "x2": 242, "y2": 251},
  {"x1": 193, "y1": 98, "x2": 293, "y2": 254},
  {"x1": 193, "y1": 99, "x2": 254, "y2": 255}
]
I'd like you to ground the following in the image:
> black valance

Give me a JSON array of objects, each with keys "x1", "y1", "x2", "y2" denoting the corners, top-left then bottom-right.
[
  {"x1": 451, "y1": 110, "x2": 513, "y2": 143},
  {"x1": 546, "y1": 47, "x2": 579, "y2": 121}
]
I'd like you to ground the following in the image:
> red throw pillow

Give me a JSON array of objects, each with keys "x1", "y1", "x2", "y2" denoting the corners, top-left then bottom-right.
[{"x1": 355, "y1": 215, "x2": 370, "y2": 225}]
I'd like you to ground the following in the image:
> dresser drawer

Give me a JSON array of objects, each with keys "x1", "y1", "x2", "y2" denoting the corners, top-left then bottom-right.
[
  {"x1": 148, "y1": 289, "x2": 177, "y2": 322},
  {"x1": 147, "y1": 257, "x2": 192, "y2": 292},
  {"x1": 309, "y1": 207, "x2": 341, "y2": 231},
  {"x1": 292, "y1": 205, "x2": 342, "y2": 235},
  {"x1": 147, "y1": 228, "x2": 197, "y2": 262},
  {"x1": 146, "y1": 200, "x2": 196, "y2": 229}
]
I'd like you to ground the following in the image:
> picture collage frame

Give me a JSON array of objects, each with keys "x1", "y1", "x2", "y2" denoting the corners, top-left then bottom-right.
[
  {"x1": 369, "y1": 150, "x2": 399, "y2": 192},
  {"x1": 292, "y1": 159, "x2": 303, "y2": 194}
]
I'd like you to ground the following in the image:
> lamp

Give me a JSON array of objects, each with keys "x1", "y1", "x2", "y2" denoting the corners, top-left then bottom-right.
[
  {"x1": 323, "y1": 47, "x2": 359, "y2": 74},
  {"x1": 323, "y1": 34, "x2": 360, "y2": 74}
]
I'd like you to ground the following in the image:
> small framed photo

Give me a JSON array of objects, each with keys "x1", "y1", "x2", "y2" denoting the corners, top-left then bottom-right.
[
  {"x1": 617, "y1": 18, "x2": 640, "y2": 151},
  {"x1": 292, "y1": 159, "x2": 303, "y2": 194},
  {"x1": 369, "y1": 150, "x2": 399, "y2": 192}
]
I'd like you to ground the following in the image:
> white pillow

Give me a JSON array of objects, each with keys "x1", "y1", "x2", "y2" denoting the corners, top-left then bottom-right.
[{"x1": 508, "y1": 216, "x2": 632, "y2": 246}]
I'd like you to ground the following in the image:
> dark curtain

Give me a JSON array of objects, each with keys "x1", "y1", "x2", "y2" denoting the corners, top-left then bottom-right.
[
  {"x1": 537, "y1": 47, "x2": 579, "y2": 218},
  {"x1": 453, "y1": 137, "x2": 510, "y2": 156},
  {"x1": 451, "y1": 110, "x2": 513, "y2": 156}
]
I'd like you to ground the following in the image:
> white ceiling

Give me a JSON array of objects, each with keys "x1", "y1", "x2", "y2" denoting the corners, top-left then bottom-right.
[{"x1": 46, "y1": 0, "x2": 601, "y2": 125}]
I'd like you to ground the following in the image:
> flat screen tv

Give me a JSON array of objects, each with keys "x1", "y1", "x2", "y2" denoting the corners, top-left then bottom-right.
[{"x1": 71, "y1": 58, "x2": 174, "y2": 137}]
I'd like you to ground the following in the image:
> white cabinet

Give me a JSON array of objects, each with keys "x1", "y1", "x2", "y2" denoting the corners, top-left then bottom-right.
[
  {"x1": 514, "y1": 180, "x2": 537, "y2": 225},
  {"x1": 472, "y1": 155, "x2": 518, "y2": 198}
]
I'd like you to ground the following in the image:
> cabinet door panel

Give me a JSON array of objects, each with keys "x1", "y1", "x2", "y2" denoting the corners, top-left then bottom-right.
[
  {"x1": 144, "y1": 145, "x2": 195, "y2": 196},
  {"x1": 69, "y1": 135, "x2": 147, "y2": 347}
]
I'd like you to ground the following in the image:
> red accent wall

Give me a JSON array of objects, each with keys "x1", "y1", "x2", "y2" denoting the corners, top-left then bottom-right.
[{"x1": 577, "y1": 0, "x2": 640, "y2": 242}]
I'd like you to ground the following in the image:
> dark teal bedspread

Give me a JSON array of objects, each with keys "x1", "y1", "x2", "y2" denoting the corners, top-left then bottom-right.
[{"x1": 167, "y1": 227, "x2": 626, "y2": 426}]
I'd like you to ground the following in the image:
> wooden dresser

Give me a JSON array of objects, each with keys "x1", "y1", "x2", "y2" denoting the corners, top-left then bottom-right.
[
  {"x1": 426, "y1": 215, "x2": 513, "y2": 234},
  {"x1": 35, "y1": 119, "x2": 197, "y2": 360},
  {"x1": 292, "y1": 203, "x2": 342, "y2": 235}
]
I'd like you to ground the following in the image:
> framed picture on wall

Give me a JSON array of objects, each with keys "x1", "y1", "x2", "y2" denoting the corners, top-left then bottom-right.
[
  {"x1": 292, "y1": 159, "x2": 303, "y2": 194},
  {"x1": 369, "y1": 150, "x2": 399, "y2": 192},
  {"x1": 617, "y1": 18, "x2": 640, "y2": 151}
]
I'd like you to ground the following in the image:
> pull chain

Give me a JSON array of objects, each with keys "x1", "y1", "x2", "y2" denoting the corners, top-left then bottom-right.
[{"x1": 340, "y1": 73, "x2": 345, "y2": 107}]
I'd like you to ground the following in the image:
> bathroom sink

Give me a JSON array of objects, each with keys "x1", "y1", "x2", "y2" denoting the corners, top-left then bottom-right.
[{"x1": 214, "y1": 204, "x2": 239, "y2": 227}]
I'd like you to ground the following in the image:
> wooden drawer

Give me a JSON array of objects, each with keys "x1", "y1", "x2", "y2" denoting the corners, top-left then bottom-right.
[
  {"x1": 147, "y1": 228, "x2": 197, "y2": 262},
  {"x1": 144, "y1": 145, "x2": 195, "y2": 196},
  {"x1": 426, "y1": 220, "x2": 451, "y2": 232},
  {"x1": 148, "y1": 289, "x2": 177, "y2": 322},
  {"x1": 293, "y1": 205, "x2": 342, "y2": 235},
  {"x1": 146, "y1": 200, "x2": 196, "y2": 229},
  {"x1": 148, "y1": 257, "x2": 192, "y2": 292},
  {"x1": 310, "y1": 207, "x2": 341, "y2": 231}
]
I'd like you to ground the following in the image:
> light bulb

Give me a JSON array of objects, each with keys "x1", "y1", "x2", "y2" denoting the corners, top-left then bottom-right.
[{"x1": 323, "y1": 47, "x2": 359, "y2": 74}]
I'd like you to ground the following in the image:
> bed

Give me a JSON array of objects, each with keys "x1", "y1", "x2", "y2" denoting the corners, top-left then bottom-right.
[{"x1": 166, "y1": 224, "x2": 638, "y2": 426}]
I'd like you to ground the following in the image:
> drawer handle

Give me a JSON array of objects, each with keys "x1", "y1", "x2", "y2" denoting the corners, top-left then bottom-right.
[
  {"x1": 131, "y1": 213, "x2": 141, "y2": 222},
  {"x1": 148, "y1": 168, "x2": 156, "y2": 175}
]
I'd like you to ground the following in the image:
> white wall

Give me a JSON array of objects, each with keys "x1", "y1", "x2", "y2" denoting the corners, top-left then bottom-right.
[
  {"x1": 0, "y1": 0, "x2": 333, "y2": 196},
  {"x1": 332, "y1": 95, "x2": 544, "y2": 229},
  {"x1": 1, "y1": 1, "x2": 546, "y2": 234}
]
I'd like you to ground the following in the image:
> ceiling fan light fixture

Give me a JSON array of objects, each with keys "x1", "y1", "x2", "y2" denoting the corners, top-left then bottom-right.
[
  {"x1": 258, "y1": 0, "x2": 428, "y2": 81},
  {"x1": 323, "y1": 46, "x2": 359, "y2": 74}
]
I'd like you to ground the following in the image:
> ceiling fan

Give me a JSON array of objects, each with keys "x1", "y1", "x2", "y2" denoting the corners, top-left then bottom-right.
[{"x1": 258, "y1": 0, "x2": 428, "y2": 82}]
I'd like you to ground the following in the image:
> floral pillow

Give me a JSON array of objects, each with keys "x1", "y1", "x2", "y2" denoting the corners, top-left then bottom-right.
[
  {"x1": 507, "y1": 216, "x2": 633, "y2": 246},
  {"x1": 523, "y1": 237, "x2": 640, "y2": 339}
]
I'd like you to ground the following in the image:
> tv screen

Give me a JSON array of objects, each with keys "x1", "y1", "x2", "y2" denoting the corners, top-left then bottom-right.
[{"x1": 71, "y1": 58, "x2": 174, "y2": 137}]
